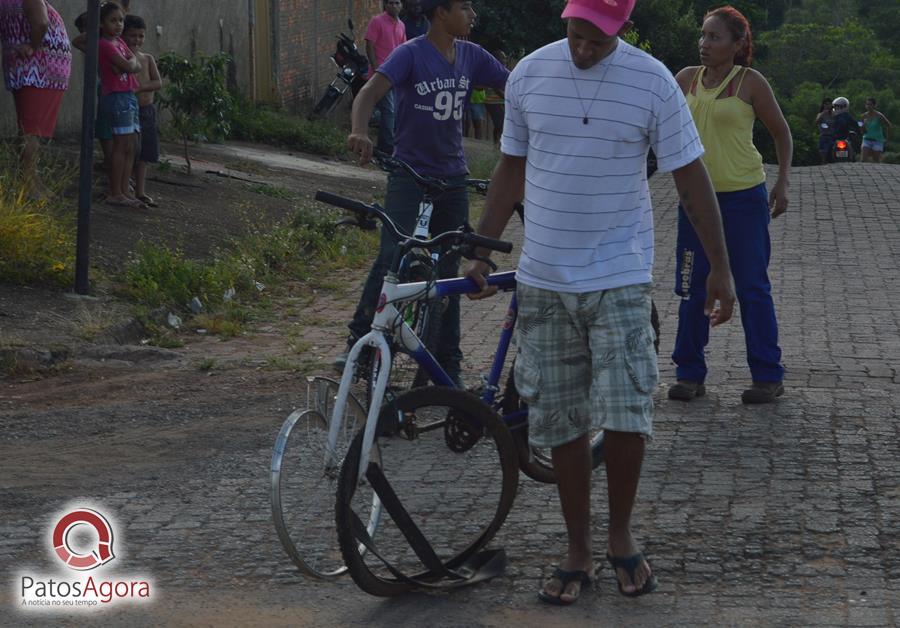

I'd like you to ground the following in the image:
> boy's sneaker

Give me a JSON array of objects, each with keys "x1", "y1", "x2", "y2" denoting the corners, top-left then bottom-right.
[
  {"x1": 331, "y1": 337, "x2": 356, "y2": 374},
  {"x1": 667, "y1": 379, "x2": 706, "y2": 401},
  {"x1": 741, "y1": 381, "x2": 784, "y2": 404}
]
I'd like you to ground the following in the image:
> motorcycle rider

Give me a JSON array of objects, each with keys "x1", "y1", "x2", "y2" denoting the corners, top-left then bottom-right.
[{"x1": 831, "y1": 96, "x2": 857, "y2": 160}]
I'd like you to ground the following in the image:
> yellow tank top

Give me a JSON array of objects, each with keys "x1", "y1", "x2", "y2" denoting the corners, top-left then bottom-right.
[{"x1": 686, "y1": 65, "x2": 765, "y2": 193}]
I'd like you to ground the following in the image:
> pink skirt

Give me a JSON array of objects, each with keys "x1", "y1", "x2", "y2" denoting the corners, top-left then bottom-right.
[{"x1": 13, "y1": 87, "x2": 65, "y2": 137}]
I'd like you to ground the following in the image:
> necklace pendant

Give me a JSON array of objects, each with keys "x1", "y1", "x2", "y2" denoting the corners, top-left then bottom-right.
[{"x1": 583, "y1": 116, "x2": 589, "y2": 125}]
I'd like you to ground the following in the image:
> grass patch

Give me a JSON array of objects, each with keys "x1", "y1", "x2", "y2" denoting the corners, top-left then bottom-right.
[
  {"x1": 0, "y1": 143, "x2": 76, "y2": 286},
  {"x1": 228, "y1": 98, "x2": 346, "y2": 157},
  {"x1": 245, "y1": 183, "x2": 295, "y2": 199},
  {"x1": 466, "y1": 146, "x2": 501, "y2": 180},
  {"x1": 192, "y1": 305, "x2": 249, "y2": 338},
  {"x1": 118, "y1": 202, "x2": 376, "y2": 336}
]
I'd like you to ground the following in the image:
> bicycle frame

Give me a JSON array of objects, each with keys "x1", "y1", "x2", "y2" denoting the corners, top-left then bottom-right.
[{"x1": 326, "y1": 270, "x2": 519, "y2": 480}]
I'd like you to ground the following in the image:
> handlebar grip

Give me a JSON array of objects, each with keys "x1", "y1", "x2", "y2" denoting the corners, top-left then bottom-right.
[
  {"x1": 315, "y1": 190, "x2": 371, "y2": 215},
  {"x1": 466, "y1": 233, "x2": 513, "y2": 254}
]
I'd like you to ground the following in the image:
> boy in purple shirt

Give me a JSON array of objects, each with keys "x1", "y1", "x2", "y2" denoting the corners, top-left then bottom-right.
[
  {"x1": 365, "y1": 0, "x2": 406, "y2": 153},
  {"x1": 336, "y1": 0, "x2": 509, "y2": 384}
]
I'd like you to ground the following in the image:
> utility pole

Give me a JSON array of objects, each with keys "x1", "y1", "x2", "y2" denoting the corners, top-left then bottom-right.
[{"x1": 74, "y1": 0, "x2": 100, "y2": 295}]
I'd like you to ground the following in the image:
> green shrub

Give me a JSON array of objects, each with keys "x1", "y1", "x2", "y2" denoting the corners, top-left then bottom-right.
[
  {"x1": 228, "y1": 96, "x2": 346, "y2": 156},
  {"x1": 121, "y1": 244, "x2": 246, "y2": 309},
  {"x1": 120, "y1": 203, "x2": 375, "y2": 314},
  {"x1": 157, "y1": 51, "x2": 234, "y2": 174}
]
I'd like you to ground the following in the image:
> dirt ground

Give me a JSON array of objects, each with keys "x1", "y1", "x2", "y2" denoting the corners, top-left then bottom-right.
[{"x1": 1, "y1": 138, "x2": 519, "y2": 626}]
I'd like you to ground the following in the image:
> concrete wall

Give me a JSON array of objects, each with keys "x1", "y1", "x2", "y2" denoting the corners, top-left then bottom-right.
[
  {"x1": 0, "y1": 0, "x2": 250, "y2": 137},
  {"x1": 275, "y1": 0, "x2": 379, "y2": 110}
]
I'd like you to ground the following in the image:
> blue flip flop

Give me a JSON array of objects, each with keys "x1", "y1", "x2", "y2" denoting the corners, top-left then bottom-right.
[
  {"x1": 606, "y1": 552, "x2": 658, "y2": 597},
  {"x1": 537, "y1": 567, "x2": 592, "y2": 606}
]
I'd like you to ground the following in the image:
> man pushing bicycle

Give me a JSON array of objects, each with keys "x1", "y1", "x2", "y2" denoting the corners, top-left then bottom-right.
[{"x1": 337, "y1": 0, "x2": 509, "y2": 387}]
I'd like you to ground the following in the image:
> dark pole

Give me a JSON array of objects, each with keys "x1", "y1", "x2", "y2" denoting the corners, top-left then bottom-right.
[{"x1": 74, "y1": 0, "x2": 100, "y2": 295}]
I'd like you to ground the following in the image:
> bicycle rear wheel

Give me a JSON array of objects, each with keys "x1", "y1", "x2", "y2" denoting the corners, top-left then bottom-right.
[
  {"x1": 271, "y1": 376, "x2": 381, "y2": 578},
  {"x1": 335, "y1": 387, "x2": 519, "y2": 596},
  {"x1": 502, "y1": 366, "x2": 604, "y2": 484}
]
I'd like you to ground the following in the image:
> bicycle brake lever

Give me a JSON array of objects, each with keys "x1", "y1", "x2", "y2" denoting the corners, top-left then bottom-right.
[{"x1": 462, "y1": 249, "x2": 498, "y2": 271}]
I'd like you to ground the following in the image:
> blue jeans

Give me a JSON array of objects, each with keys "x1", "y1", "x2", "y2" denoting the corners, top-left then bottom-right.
[
  {"x1": 348, "y1": 170, "x2": 469, "y2": 378},
  {"x1": 374, "y1": 89, "x2": 396, "y2": 154},
  {"x1": 672, "y1": 182, "x2": 784, "y2": 383}
]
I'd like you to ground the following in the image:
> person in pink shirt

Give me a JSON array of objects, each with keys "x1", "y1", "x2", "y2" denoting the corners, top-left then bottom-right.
[
  {"x1": 365, "y1": 0, "x2": 405, "y2": 153},
  {"x1": 96, "y1": 1, "x2": 143, "y2": 208}
]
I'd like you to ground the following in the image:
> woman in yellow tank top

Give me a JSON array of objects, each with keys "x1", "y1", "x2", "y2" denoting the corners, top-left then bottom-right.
[{"x1": 668, "y1": 5, "x2": 793, "y2": 405}]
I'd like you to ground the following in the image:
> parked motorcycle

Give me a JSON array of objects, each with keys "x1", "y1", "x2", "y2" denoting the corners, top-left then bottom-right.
[{"x1": 312, "y1": 20, "x2": 369, "y2": 117}]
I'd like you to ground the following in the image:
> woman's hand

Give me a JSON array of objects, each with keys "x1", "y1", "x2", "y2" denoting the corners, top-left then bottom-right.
[
  {"x1": 769, "y1": 179, "x2": 789, "y2": 218},
  {"x1": 15, "y1": 43, "x2": 35, "y2": 57}
]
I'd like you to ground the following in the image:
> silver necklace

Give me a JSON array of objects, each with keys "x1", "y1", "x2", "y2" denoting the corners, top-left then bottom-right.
[{"x1": 567, "y1": 48, "x2": 616, "y2": 125}]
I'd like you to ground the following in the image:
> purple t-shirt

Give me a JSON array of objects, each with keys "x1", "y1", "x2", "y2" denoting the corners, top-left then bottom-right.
[{"x1": 378, "y1": 37, "x2": 509, "y2": 177}]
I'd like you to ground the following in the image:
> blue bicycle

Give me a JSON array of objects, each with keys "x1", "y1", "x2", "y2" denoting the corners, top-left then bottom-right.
[{"x1": 311, "y1": 190, "x2": 605, "y2": 596}]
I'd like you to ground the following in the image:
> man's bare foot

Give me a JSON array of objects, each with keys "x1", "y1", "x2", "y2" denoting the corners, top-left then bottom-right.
[
  {"x1": 607, "y1": 532, "x2": 656, "y2": 595},
  {"x1": 539, "y1": 554, "x2": 594, "y2": 604}
]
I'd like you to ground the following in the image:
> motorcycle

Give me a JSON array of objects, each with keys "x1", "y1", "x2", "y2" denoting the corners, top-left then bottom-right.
[
  {"x1": 831, "y1": 121, "x2": 865, "y2": 163},
  {"x1": 832, "y1": 136, "x2": 853, "y2": 162},
  {"x1": 311, "y1": 20, "x2": 369, "y2": 117}
]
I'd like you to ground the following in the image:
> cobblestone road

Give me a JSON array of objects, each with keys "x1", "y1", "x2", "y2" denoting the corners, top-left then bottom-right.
[{"x1": 2, "y1": 163, "x2": 898, "y2": 626}]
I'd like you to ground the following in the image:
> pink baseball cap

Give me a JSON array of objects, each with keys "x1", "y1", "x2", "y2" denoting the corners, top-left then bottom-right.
[{"x1": 561, "y1": 0, "x2": 636, "y2": 35}]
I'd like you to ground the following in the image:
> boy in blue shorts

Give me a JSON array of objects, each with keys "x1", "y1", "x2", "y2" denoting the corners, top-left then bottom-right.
[
  {"x1": 338, "y1": 0, "x2": 509, "y2": 385},
  {"x1": 123, "y1": 14, "x2": 162, "y2": 206}
]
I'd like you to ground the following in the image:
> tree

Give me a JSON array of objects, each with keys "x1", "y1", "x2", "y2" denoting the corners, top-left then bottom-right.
[
  {"x1": 472, "y1": 0, "x2": 566, "y2": 58},
  {"x1": 755, "y1": 20, "x2": 897, "y2": 98},
  {"x1": 157, "y1": 52, "x2": 234, "y2": 175}
]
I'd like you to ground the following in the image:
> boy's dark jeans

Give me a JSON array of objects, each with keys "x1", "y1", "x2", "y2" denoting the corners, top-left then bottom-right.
[{"x1": 348, "y1": 170, "x2": 469, "y2": 380}]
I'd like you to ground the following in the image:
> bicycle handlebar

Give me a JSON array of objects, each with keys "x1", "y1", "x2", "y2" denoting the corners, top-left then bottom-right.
[
  {"x1": 315, "y1": 190, "x2": 513, "y2": 255},
  {"x1": 372, "y1": 150, "x2": 490, "y2": 196}
]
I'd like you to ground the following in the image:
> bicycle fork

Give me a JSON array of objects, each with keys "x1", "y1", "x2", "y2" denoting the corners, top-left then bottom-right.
[{"x1": 325, "y1": 331, "x2": 393, "y2": 478}]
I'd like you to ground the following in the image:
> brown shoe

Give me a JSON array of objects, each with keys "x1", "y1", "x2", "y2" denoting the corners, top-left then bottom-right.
[
  {"x1": 741, "y1": 381, "x2": 784, "y2": 404},
  {"x1": 668, "y1": 379, "x2": 705, "y2": 401}
]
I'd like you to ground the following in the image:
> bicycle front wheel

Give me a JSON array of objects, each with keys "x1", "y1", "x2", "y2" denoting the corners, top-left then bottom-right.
[
  {"x1": 335, "y1": 387, "x2": 519, "y2": 596},
  {"x1": 271, "y1": 376, "x2": 381, "y2": 578}
]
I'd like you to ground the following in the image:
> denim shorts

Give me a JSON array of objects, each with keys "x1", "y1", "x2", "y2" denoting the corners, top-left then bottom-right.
[
  {"x1": 100, "y1": 91, "x2": 140, "y2": 135},
  {"x1": 862, "y1": 138, "x2": 885, "y2": 152},
  {"x1": 514, "y1": 282, "x2": 657, "y2": 448},
  {"x1": 467, "y1": 102, "x2": 485, "y2": 122}
]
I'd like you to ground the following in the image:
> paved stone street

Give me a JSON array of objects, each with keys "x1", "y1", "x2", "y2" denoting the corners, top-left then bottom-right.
[{"x1": 2, "y1": 163, "x2": 898, "y2": 626}]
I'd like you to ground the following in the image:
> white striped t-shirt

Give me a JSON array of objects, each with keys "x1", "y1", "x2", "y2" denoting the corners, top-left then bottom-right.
[{"x1": 501, "y1": 39, "x2": 704, "y2": 292}]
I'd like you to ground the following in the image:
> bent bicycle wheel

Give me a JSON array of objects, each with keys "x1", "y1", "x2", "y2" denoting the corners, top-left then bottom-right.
[
  {"x1": 335, "y1": 387, "x2": 519, "y2": 596},
  {"x1": 271, "y1": 376, "x2": 381, "y2": 578}
]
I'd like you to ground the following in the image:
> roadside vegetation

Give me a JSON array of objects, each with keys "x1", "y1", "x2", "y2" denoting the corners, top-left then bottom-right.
[
  {"x1": 0, "y1": 143, "x2": 75, "y2": 286},
  {"x1": 119, "y1": 203, "x2": 376, "y2": 339}
]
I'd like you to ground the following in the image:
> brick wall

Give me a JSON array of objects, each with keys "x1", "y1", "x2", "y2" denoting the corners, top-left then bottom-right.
[{"x1": 276, "y1": 0, "x2": 381, "y2": 111}]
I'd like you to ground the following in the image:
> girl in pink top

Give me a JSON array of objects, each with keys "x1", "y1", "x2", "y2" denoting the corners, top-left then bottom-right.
[{"x1": 97, "y1": 2, "x2": 143, "y2": 208}]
